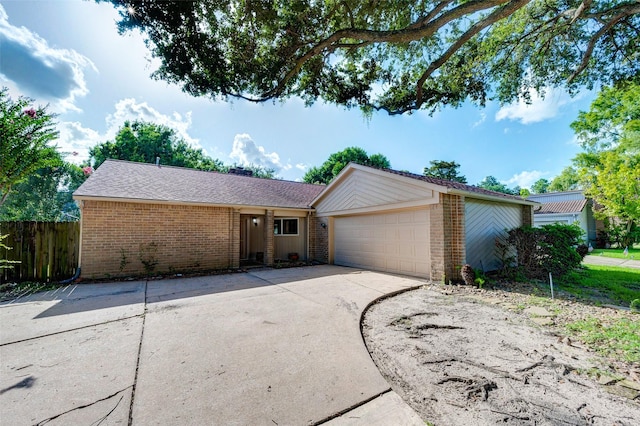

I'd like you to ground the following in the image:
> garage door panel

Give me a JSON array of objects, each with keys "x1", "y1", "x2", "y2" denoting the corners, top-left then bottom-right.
[{"x1": 334, "y1": 210, "x2": 430, "y2": 278}]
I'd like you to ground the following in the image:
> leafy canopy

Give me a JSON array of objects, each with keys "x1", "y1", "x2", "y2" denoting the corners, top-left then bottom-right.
[
  {"x1": 0, "y1": 88, "x2": 61, "y2": 207},
  {"x1": 549, "y1": 166, "x2": 581, "y2": 192},
  {"x1": 303, "y1": 146, "x2": 390, "y2": 184},
  {"x1": 0, "y1": 162, "x2": 87, "y2": 222},
  {"x1": 90, "y1": 120, "x2": 278, "y2": 178},
  {"x1": 477, "y1": 175, "x2": 519, "y2": 195},
  {"x1": 530, "y1": 178, "x2": 550, "y2": 194},
  {"x1": 423, "y1": 160, "x2": 467, "y2": 183},
  {"x1": 571, "y1": 81, "x2": 640, "y2": 245},
  {"x1": 90, "y1": 120, "x2": 225, "y2": 171},
  {"x1": 100, "y1": 1, "x2": 640, "y2": 115}
]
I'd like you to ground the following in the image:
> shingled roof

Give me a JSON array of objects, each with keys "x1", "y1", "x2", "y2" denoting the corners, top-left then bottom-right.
[
  {"x1": 381, "y1": 167, "x2": 531, "y2": 203},
  {"x1": 535, "y1": 199, "x2": 588, "y2": 215},
  {"x1": 74, "y1": 160, "x2": 324, "y2": 209}
]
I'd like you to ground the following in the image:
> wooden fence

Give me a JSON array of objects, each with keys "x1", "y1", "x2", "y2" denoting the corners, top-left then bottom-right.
[{"x1": 1, "y1": 221, "x2": 80, "y2": 283}]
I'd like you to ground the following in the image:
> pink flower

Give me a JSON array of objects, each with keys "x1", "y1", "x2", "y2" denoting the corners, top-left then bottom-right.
[
  {"x1": 82, "y1": 166, "x2": 94, "y2": 176},
  {"x1": 24, "y1": 108, "x2": 37, "y2": 118}
]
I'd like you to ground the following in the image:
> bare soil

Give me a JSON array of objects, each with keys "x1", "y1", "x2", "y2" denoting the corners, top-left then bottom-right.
[{"x1": 362, "y1": 282, "x2": 640, "y2": 425}]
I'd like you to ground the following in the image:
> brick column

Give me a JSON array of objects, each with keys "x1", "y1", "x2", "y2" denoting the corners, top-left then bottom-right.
[
  {"x1": 230, "y1": 209, "x2": 240, "y2": 268},
  {"x1": 430, "y1": 194, "x2": 466, "y2": 283},
  {"x1": 308, "y1": 213, "x2": 329, "y2": 263},
  {"x1": 265, "y1": 210, "x2": 274, "y2": 265}
]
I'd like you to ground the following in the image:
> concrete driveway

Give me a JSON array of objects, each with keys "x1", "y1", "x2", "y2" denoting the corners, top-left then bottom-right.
[{"x1": 1, "y1": 266, "x2": 425, "y2": 425}]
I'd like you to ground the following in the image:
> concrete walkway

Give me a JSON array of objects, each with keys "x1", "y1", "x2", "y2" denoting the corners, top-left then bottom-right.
[
  {"x1": 583, "y1": 254, "x2": 640, "y2": 269},
  {"x1": 0, "y1": 266, "x2": 426, "y2": 425}
]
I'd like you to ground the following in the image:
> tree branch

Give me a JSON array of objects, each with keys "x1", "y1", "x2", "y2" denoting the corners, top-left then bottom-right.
[
  {"x1": 414, "y1": 0, "x2": 531, "y2": 109},
  {"x1": 568, "y1": 7, "x2": 637, "y2": 83},
  {"x1": 255, "y1": 0, "x2": 511, "y2": 100}
]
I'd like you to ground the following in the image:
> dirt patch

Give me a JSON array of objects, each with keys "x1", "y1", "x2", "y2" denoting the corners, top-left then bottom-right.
[{"x1": 362, "y1": 284, "x2": 640, "y2": 425}]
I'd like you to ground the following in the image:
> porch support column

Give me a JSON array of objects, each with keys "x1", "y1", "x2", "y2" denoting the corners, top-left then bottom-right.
[
  {"x1": 265, "y1": 210, "x2": 274, "y2": 265},
  {"x1": 230, "y1": 208, "x2": 240, "y2": 268}
]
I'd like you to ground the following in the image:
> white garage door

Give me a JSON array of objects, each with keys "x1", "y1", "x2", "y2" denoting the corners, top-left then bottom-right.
[{"x1": 334, "y1": 209, "x2": 430, "y2": 277}]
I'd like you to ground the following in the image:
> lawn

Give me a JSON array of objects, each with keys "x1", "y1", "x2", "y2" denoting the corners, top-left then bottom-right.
[
  {"x1": 559, "y1": 264, "x2": 640, "y2": 307},
  {"x1": 589, "y1": 246, "x2": 640, "y2": 259},
  {"x1": 556, "y1": 264, "x2": 640, "y2": 365}
]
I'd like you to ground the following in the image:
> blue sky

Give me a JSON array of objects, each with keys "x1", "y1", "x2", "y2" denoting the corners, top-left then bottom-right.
[{"x1": 1, "y1": 1, "x2": 595, "y2": 188}]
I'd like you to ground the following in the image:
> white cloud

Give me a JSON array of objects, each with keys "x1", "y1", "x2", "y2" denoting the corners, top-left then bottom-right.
[
  {"x1": 57, "y1": 121, "x2": 102, "y2": 164},
  {"x1": 495, "y1": 88, "x2": 575, "y2": 124},
  {"x1": 57, "y1": 99, "x2": 200, "y2": 165},
  {"x1": 0, "y1": 4, "x2": 95, "y2": 111},
  {"x1": 229, "y1": 134, "x2": 287, "y2": 171},
  {"x1": 471, "y1": 112, "x2": 486, "y2": 128},
  {"x1": 295, "y1": 163, "x2": 308, "y2": 171},
  {"x1": 505, "y1": 170, "x2": 548, "y2": 189},
  {"x1": 106, "y1": 98, "x2": 201, "y2": 148}
]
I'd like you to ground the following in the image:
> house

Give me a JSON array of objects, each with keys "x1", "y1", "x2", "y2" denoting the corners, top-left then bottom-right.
[
  {"x1": 73, "y1": 160, "x2": 537, "y2": 281},
  {"x1": 528, "y1": 191, "x2": 598, "y2": 244}
]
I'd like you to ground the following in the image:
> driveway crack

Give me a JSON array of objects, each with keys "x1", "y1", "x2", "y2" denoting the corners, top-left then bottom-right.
[
  {"x1": 128, "y1": 279, "x2": 148, "y2": 425},
  {"x1": 33, "y1": 386, "x2": 131, "y2": 426}
]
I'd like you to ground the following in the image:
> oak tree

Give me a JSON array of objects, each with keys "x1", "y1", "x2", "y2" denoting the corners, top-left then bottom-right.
[{"x1": 100, "y1": 1, "x2": 640, "y2": 115}]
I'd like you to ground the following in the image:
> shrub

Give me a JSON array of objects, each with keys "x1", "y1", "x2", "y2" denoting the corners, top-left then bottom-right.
[
  {"x1": 502, "y1": 224, "x2": 584, "y2": 280},
  {"x1": 576, "y1": 244, "x2": 589, "y2": 259}
]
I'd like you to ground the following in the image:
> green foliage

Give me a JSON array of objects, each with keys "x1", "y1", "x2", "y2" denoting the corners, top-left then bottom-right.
[
  {"x1": 503, "y1": 224, "x2": 584, "y2": 279},
  {"x1": 571, "y1": 82, "x2": 640, "y2": 245},
  {"x1": 90, "y1": 120, "x2": 225, "y2": 171},
  {"x1": 423, "y1": 160, "x2": 466, "y2": 183},
  {"x1": 548, "y1": 166, "x2": 581, "y2": 192},
  {"x1": 99, "y1": 1, "x2": 640, "y2": 115},
  {"x1": 302, "y1": 146, "x2": 390, "y2": 184},
  {"x1": 0, "y1": 162, "x2": 87, "y2": 221},
  {"x1": 530, "y1": 178, "x2": 549, "y2": 194},
  {"x1": 0, "y1": 88, "x2": 61, "y2": 207},
  {"x1": 630, "y1": 299, "x2": 640, "y2": 313},
  {"x1": 477, "y1": 176, "x2": 518, "y2": 195}
]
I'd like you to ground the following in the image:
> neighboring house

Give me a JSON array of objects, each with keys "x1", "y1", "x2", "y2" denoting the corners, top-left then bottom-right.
[
  {"x1": 74, "y1": 160, "x2": 536, "y2": 281},
  {"x1": 73, "y1": 160, "x2": 324, "y2": 278},
  {"x1": 528, "y1": 191, "x2": 597, "y2": 244}
]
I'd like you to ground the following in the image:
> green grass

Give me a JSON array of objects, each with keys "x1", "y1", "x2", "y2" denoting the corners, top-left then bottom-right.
[
  {"x1": 589, "y1": 247, "x2": 640, "y2": 259},
  {"x1": 559, "y1": 265, "x2": 640, "y2": 306},
  {"x1": 566, "y1": 317, "x2": 640, "y2": 363}
]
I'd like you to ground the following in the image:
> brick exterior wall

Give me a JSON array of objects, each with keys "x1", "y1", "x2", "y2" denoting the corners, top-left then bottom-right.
[
  {"x1": 308, "y1": 214, "x2": 329, "y2": 263},
  {"x1": 429, "y1": 194, "x2": 466, "y2": 283},
  {"x1": 79, "y1": 200, "x2": 233, "y2": 279},
  {"x1": 522, "y1": 204, "x2": 533, "y2": 227}
]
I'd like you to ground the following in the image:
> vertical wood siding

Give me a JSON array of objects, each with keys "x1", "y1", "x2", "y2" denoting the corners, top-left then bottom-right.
[{"x1": 465, "y1": 200, "x2": 522, "y2": 271}]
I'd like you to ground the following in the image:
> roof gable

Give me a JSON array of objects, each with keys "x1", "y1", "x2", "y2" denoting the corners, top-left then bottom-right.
[
  {"x1": 312, "y1": 163, "x2": 535, "y2": 209},
  {"x1": 313, "y1": 166, "x2": 439, "y2": 215},
  {"x1": 74, "y1": 160, "x2": 324, "y2": 209}
]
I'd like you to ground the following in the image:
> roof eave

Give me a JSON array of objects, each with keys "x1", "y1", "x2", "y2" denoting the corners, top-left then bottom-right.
[
  {"x1": 447, "y1": 189, "x2": 539, "y2": 206},
  {"x1": 73, "y1": 195, "x2": 315, "y2": 211}
]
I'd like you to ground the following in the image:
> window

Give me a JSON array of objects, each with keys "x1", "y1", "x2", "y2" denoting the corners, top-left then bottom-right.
[{"x1": 274, "y1": 218, "x2": 299, "y2": 236}]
